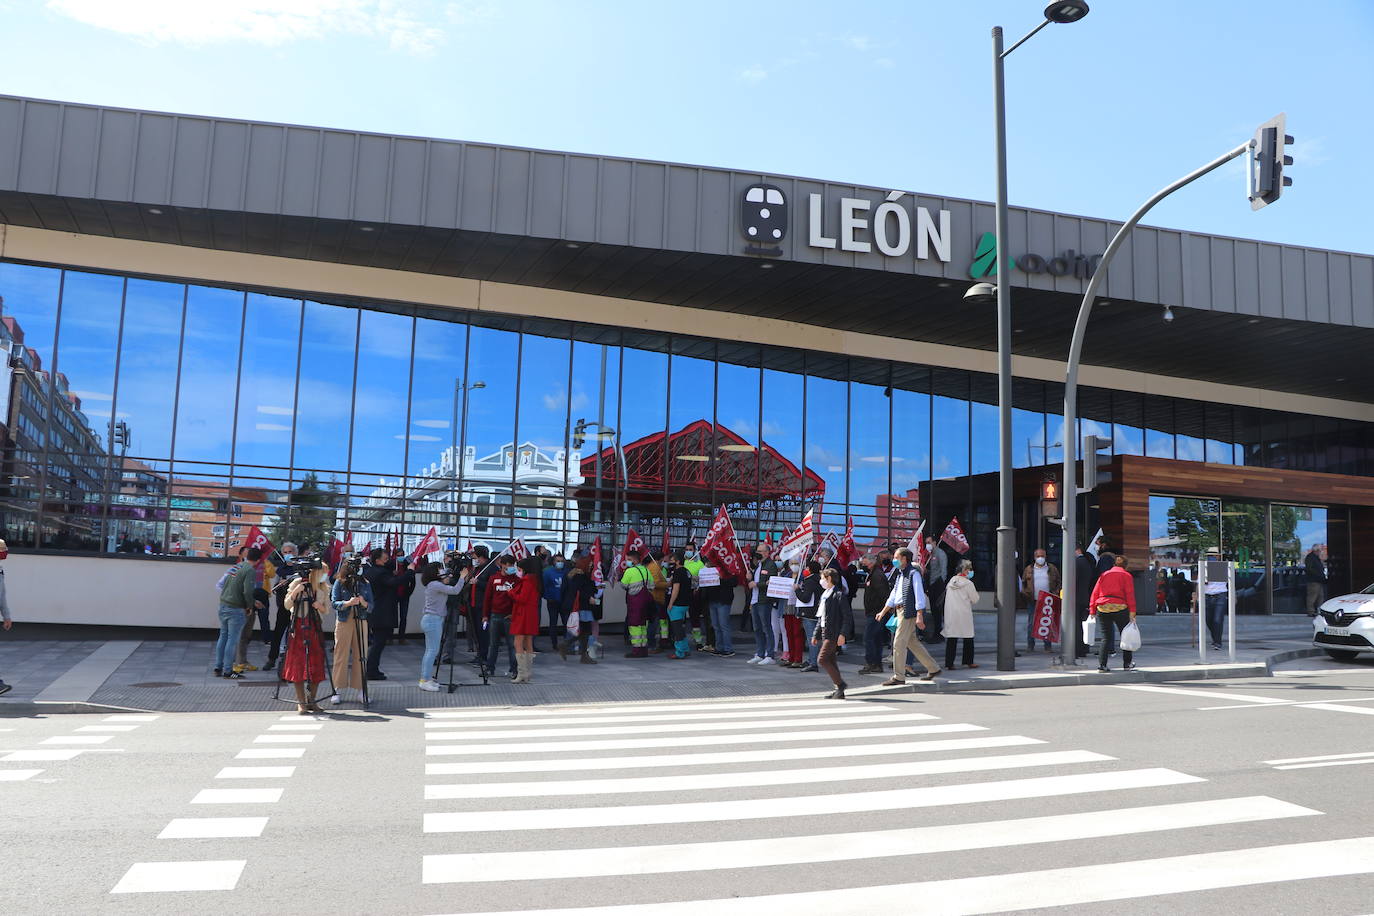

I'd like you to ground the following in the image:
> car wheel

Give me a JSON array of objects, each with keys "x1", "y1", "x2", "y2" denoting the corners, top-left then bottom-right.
[{"x1": 1324, "y1": 649, "x2": 1361, "y2": 662}]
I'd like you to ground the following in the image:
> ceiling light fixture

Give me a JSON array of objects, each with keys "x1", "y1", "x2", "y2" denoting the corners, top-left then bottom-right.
[
  {"x1": 147, "y1": 207, "x2": 163, "y2": 215},
  {"x1": 359, "y1": 225, "x2": 375, "y2": 232},
  {"x1": 675, "y1": 455, "x2": 709, "y2": 462},
  {"x1": 566, "y1": 242, "x2": 581, "y2": 249},
  {"x1": 759, "y1": 262, "x2": 775, "y2": 269}
]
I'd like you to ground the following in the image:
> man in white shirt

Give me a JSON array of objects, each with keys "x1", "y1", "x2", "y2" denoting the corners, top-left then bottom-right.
[
  {"x1": 1203, "y1": 560, "x2": 1228, "y2": 651},
  {"x1": 879, "y1": 548, "x2": 941, "y2": 685}
]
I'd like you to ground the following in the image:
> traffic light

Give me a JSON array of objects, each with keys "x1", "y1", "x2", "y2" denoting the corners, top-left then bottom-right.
[
  {"x1": 1249, "y1": 113, "x2": 1293, "y2": 211},
  {"x1": 1040, "y1": 477, "x2": 1061, "y2": 518},
  {"x1": 572, "y1": 418, "x2": 587, "y2": 450},
  {"x1": 1080, "y1": 434, "x2": 1112, "y2": 492}
]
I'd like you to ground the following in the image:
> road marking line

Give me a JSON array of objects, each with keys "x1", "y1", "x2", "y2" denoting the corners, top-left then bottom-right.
[
  {"x1": 236, "y1": 748, "x2": 305, "y2": 760},
  {"x1": 267, "y1": 723, "x2": 324, "y2": 731},
  {"x1": 1265, "y1": 751, "x2": 1374, "y2": 765},
  {"x1": 40, "y1": 735, "x2": 113, "y2": 745},
  {"x1": 433, "y1": 836, "x2": 1374, "y2": 915},
  {"x1": 422, "y1": 698, "x2": 896, "y2": 719},
  {"x1": 158, "y1": 817, "x2": 269, "y2": 839},
  {"x1": 75, "y1": 725, "x2": 139, "y2": 732},
  {"x1": 1199, "y1": 696, "x2": 1374, "y2": 711},
  {"x1": 427, "y1": 712, "x2": 937, "y2": 741},
  {"x1": 191, "y1": 788, "x2": 283, "y2": 804},
  {"x1": 423, "y1": 705, "x2": 892, "y2": 729},
  {"x1": 1274, "y1": 759, "x2": 1374, "y2": 770},
  {"x1": 424, "y1": 735, "x2": 1046, "y2": 776},
  {"x1": 1301, "y1": 703, "x2": 1374, "y2": 716},
  {"x1": 2, "y1": 750, "x2": 83, "y2": 761},
  {"x1": 278, "y1": 714, "x2": 329, "y2": 721},
  {"x1": 425, "y1": 723, "x2": 985, "y2": 757},
  {"x1": 423, "y1": 768, "x2": 1202, "y2": 833},
  {"x1": 252, "y1": 734, "x2": 316, "y2": 743},
  {"x1": 422, "y1": 795, "x2": 1315, "y2": 884},
  {"x1": 111, "y1": 860, "x2": 246, "y2": 894},
  {"x1": 215, "y1": 766, "x2": 296, "y2": 779},
  {"x1": 425, "y1": 750, "x2": 1112, "y2": 800},
  {"x1": 0, "y1": 769, "x2": 43, "y2": 781},
  {"x1": 104, "y1": 714, "x2": 160, "y2": 722},
  {"x1": 1112, "y1": 684, "x2": 1285, "y2": 704}
]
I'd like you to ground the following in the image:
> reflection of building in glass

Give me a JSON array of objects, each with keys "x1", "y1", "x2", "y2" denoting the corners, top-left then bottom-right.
[
  {"x1": 164, "y1": 480, "x2": 271, "y2": 559},
  {"x1": 352, "y1": 441, "x2": 584, "y2": 557},
  {"x1": 875, "y1": 490, "x2": 922, "y2": 548},
  {"x1": 109, "y1": 458, "x2": 168, "y2": 552}
]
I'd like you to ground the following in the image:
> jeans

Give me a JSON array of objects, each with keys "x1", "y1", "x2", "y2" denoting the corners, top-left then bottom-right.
[
  {"x1": 668, "y1": 605, "x2": 691, "y2": 658},
  {"x1": 709, "y1": 601, "x2": 734, "y2": 653},
  {"x1": 214, "y1": 604, "x2": 246, "y2": 671},
  {"x1": 1097, "y1": 610, "x2": 1134, "y2": 669},
  {"x1": 1205, "y1": 594, "x2": 1227, "y2": 647},
  {"x1": 486, "y1": 614, "x2": 515, "y2": 675},
  {"x1": 863, "y1": 615, "x2": 888, "y2": 666},
  {"x1": 546, "y1": 598, "x2": 567, "y2": 645},
  {"x1": 750, "y1": 601, "x2": 775, "y2": 658},
  {"x1": 420, "y1": 613, "x2": 444, "y2": 683},
  {"x1": 802, "y1": 616, "x2": 818, "y2": 665}
]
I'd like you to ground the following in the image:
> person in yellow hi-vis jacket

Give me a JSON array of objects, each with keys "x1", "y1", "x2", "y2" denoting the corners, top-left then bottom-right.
[{"x1": 620, "y1": 549, "x2": 654, "y2": 658}]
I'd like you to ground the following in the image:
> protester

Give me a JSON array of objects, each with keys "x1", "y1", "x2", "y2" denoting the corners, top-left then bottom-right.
[
  {"x1": 1021, "y1": 548, "x2": 1061, "y2": 653},
  {"x1": 922, "y1": 535, "x2": 948, "y2": 645},
  {"x1": 648, "y1": 553, "x2": 670, "y2": 652},
  {"x1": 663, "y1": 551, "x2": 694, "y2": 659},
  {"x1": 361, "y1": 548, "x2": 411, "y2": 681},
  {"x1": 281, "y1": 567, "x2": 330, "y2": 714},
  {"x1": 770, "y1": 560, "x2": 790, "y2": 667},
  {"x1": 482, "y1": 554, "x2": 521, "y2": 679},
  {"x1": 1090, "y1": 553, "x2": 1138, "y2": 672},
  {"x1": 542, "y1": 553, "x2": 567, "y2": 652},
  {"x1": 881, "y1": 548, "x2": 941, "y2": 685},
  {"x1": 558, "y1": 560, "x2": 599, "y2": 664},
  {"x1": 794, "y1": 560, "x2": 822, "y2": 672},
  {"x1": 683, "y1": 546, "x2": 708, "y2": 649},
  {"x1": 814, "y1": 568, "x2": 849, "y2": 699},
  {"x1": 859, "y1": 553, "x2": 892, "y2": 675},
  {"x1": 780, "y1": 559, "x2": 806, "y2": 668},
  {"x1": 1074, "y1": 545, "x2": 1098, "y2": 658},
  {"x1": 747, "y1": 547, "x2": 777, "y2": 664},
  {"x1": 620, "y1": 549, "x2": 655, "y2": 658},
  {"x1": 704, "y1": 566, "x2": 738, "y2": 657},
  {"x1": 510, "y1": 556, "x2": 543, "y2": 683},
  {"x1": 942, "y1": 558, "x2": 979, "y2": 669},
  {"x1": 418, "y1": 561, "x2": 468, "y2": 692},
  {"x1": 394, "y1": 554, "x2": 417, "y2": 645},
  {"x1": 329, "y1": 557, "x2": 371, "y2": 705},
  {"x1": 0, "y1": 540, "x2": 13, "y2": 696},
  {"x1": 460, "y1": 545, "x2": 493, "y2": 663},
  {"x1": 215, "y1": 547, "x2": 263, "y2": 679}
]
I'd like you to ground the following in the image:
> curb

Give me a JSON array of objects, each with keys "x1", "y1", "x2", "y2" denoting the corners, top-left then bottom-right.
[{"x1": 0, "y1": 699, "x2": 158, "y2": 717}]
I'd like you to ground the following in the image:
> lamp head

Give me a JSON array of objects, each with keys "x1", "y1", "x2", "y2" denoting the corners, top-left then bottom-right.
[
  {"x1": 1044, "y1": 1, "x2": 1089, "y2": 23},
  {"x1": 1162, "y1": 306, "x2": 1175, "y2": 324},
  {"x1": 963, "y1": 282, "x2": 998, "y2": 305}
]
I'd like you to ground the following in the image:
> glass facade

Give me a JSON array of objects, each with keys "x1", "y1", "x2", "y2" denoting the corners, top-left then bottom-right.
[{"x1": 2, "y1": 258, "x2": 1373, "y2": 579}]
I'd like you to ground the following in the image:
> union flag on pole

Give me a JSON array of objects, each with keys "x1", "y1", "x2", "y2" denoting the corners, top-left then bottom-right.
[
  {"x1": 509, "y1": 537, "x2": 530, "y2": 561},
  {"x1": 940, "y1": 517, "x2": 971, "y2": 555},
  {"x1": 616, "y1": 527, "x2": 648, "y2": 576},
  {"x1": 910, "y1": 520, "x2": 929, "y2": 569},
  {"x1": 661, "y1": 526, "x2": 671, "y2": 560},
  {"x1": 837, "y1": 516, "x2": 857, "y2": 568},
  {"x1": 244, "y1": 526, "x2": 275, "y2": 556},
  {"x1": 817, "y1": 530, "x2": 840, "y2": 559},
  {"x1": 590, "y1": 536, "x2": 606, "y2": 589},
  {"x1": 777, "y1": 509, "x2": 815, "y2": 561},
  {"x1": 414, "y1": 526, "x2": 442, "y2": 560},
  {"x1": 701, "y1": 505, "x2": 749, "y2": 582}
]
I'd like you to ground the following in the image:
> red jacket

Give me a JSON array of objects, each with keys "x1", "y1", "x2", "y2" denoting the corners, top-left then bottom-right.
[
  {"x1": 1089, "y1": 567, "x2": 1136, "y2": 615},
  {"x1": 483, "y1": 572, "x2": 518, "y2": 619}
]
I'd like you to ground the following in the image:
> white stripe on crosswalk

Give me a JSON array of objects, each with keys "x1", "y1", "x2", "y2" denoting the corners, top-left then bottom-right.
[
  {"x1": 424, "y1": 768, "x2": 1201, "y2": 832},
  {"x1": 1113, "y1": 684, "x2": 1285, "y2": 704},
  {"x1": 111, "y1": 860, "x2": 246, "y2": 894},
  {"x1": 436, "y1": 836, "x2": 1374, "y2": 915},
  {"x1": 191, "y1": 789, "x2": 283, "y2": 804},
  {"x1": 253, "y1": 734, "x2": 316, "y2": 743},
  {"x1": 215, "y1": 766, "x2": 296, "y2": 779},
  {"x1": 1, "y1": 750, "x2": 83, "y2": 761},
  {"x1": 424, "y1": 705, "x2": 892, "y2": 728},
  {"x1": 41, "y1": 735, "x2": 112, "y2": 745},
  {"x1": 426, "y1": 712, "x2": 936, "y2": 741},
  {"x1": 104, "y1": 714, "x2": 159, "y2": 722},
  {"x1": 0, "y1": 769, "x2": 43, "y2": 781},
  {"x1": 1300, "y1": 703, "x2": 1374, "y2": 716},
  {"x1": 1274, "y1": 758, "x2": 1374, "y2": 770},
  {"x1": 422, "y1": 795, "x2": 1314, "y2": 884},
  {"x1": 425, "y1": 750, "x2": 1111, "y2": 800},
  {"x1": 268, "y1": 723, "x2": 325, "y2": 731},
  {"x1": 425, "y1": 723, "x2": 984, "y2": 756},
  {"x1": 1265, "y1": 751, "x2": 1374, "y2": 765},
  {"x1": 236, "y1": 748, "x2": 306, "y2": 760},
  {"x1": 425, "y1": 735, "x2": 1045, "y2": 776},
  {"x1": 422, "y1": 698, "x2": 885, "y2": 719},
  {"x1": 75, "y1": 725, "x2": 139, "y2": 732},
  {"x1": 158, "y1": 817, "x2": 270, "y2": 839}
]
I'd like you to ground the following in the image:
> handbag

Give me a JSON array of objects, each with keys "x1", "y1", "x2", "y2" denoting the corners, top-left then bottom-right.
[
  {"x1": 1081, "y1": 616, "x2": 1098, "y2": 645},
  {"x1": 1120, "y1": 621, "x2": 1142, "y2": 652}
]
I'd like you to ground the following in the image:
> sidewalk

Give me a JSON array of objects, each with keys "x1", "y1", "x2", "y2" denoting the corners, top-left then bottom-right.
[{"x1": 0, "y1": 612, "x2": 1322, "y2": 715}]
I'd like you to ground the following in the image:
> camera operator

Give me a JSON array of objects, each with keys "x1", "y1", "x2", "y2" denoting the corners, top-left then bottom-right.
[
  {"x1": 457, "y1": 545, "x2": 493, "y2": 665},
  {"x1": 419, "y1": 560, "x2": 469, "y2": 692},
  {"x1": 361, "y1": 547, "x2": 413, "y2": 681},
  {"x1": 282, "y1": 565, "x2": 330, "y2": 714},
  {"x1": 329, "y1": 556, "x2": 371, "y2": 706},
  {"x1": 439, "y1": 551, "x2": 470, "y2": 664},
  {"x1": 263, "y1": 542, "x2": 299, "y2": 673}
]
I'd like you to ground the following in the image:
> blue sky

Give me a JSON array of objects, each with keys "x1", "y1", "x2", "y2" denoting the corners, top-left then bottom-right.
[{"x1": 2, "y1": 0, "x2": 1370, "y2": 254}]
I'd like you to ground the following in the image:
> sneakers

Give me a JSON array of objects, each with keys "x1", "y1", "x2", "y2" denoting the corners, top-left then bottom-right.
[
  {"x1": 330, "y1": 694, "x2": 342, "y2": 705},
  {"x1": 920, "y1": 669, "x2": 942, "y2": 681},
  {"x1": 241, "y1": 663, "x2": 260, "y2": 672},
  {"x1": 1124, "y1": 662, "x2": 1139, "y2": 670},
  {"x1": 747, "y1": 656, "x2": 762, "y2": 664},
  {"x1": 799, "y1": 664, "x2": 819, "y2": 673},
  {"x1": 223, "y1": 670, "x2": 244, "y2": 679},
  {"x1": 719, "y1": 651, "x2": 737, "y2": 658},
  {"x1": 213, "y1": 668, "x2": 222, "y2": 677},
  {"x1": 418, "y1": 679, "x2": 441, "y2": 692},
  {"x1": 758, "y1": 657, "x2": 776, "y2": 666}
]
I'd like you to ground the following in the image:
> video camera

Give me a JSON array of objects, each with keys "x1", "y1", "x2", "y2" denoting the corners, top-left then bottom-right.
[
  {"x1": 443, "y1": 550, "x2": 473, "y2": 575},
  {"x1": 278, "y1": 554, "x2": 325, "y2": 582},
  {"x1": 339, "y1": 555, "x2": 362, "y2": 577}
]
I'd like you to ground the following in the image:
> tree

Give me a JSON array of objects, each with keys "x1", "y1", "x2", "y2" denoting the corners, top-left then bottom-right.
[
  {"x1": 1166, "y1": 499, "x2": 1297, "y2": 567},
  {"x1": 266, "y1": 473, "x2": 339, "y2": 552}
]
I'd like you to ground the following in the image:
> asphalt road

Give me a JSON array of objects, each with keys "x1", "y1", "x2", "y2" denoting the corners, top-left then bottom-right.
[{"x1": 2, "y1": 654, "x2": 1372, "y2": 915}]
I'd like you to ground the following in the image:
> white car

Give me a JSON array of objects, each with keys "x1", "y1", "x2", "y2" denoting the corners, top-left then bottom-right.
[{"x1": 1313, "y1": 584, "x2": 1374, "y2": 661}]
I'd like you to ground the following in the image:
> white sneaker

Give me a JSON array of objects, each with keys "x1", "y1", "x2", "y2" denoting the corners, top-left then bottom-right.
[
  {"x1": 419, "y1": 680, "x2": 440, "y2": 692},
  {"x1": 758, "y1": 657, "x2": 776, "y2": 666},
  {"x1": 747, "y1": 656, "x2": 762, "y2": 664},
  {"x1": 330, "y1": 694, "x2": 342, "y2": 705}
]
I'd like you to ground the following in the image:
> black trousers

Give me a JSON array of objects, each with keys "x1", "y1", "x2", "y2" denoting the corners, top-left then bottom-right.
[
  {"x1": 923, "y1": 580, "x2": 946, "y2": 643},
  {"x1": 1097, "y1": 610, "x2": 1133, "y2": 669},
  {"x1": 944, "y1": 637, "x2": 976, "y2": 668},
  {"x1": 266, "y1": 596, "x2": 291, "y2": 663},
  {"x1": 365, "y1": 623, "x2": 390, "y2": 676}
]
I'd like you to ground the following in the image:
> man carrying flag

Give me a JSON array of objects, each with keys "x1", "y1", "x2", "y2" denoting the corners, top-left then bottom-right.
[
  {"x1": 618, "y1": 530, "x2": 654, "y2": 658},
  {"x1": 700, "y1": 505, "x2": 750, "y2": 656}
]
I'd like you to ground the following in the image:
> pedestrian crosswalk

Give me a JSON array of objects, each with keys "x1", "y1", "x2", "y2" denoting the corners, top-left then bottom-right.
[{"x1": 417, "y1": 694, "x2": 1374, "y2": 914}]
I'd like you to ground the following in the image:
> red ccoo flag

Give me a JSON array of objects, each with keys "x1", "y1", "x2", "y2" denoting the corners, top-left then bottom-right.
[
  {"x1": 616, "y1": 527, "x2": 648, "y2": 577},
  {"x1": 701, "y1": 505, "x2": 750, "y2": 582},
  {"x1": 940, "y1": 517, "x2": 971, "y2": 555},
  {"x1": 414, "y1": 526, "x2": 442, "y2": 560},
  {"x1": 590, "y1": 536, "x2": 606, "y2": 589},
  {"x1": 837, "y1": 516, "x2": 857, "y2": 568},
  {"x1": 244, "y1": 526, "x2": 275, "y2": 556}
]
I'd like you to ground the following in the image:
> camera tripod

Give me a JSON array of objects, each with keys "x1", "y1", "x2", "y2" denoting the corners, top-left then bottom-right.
[
  {"x1": 271, "y1": 605, "x2": 338, "y2": 709},
  {"x1": 432, "y1": 613, "x2": 490, "y2": 693}
]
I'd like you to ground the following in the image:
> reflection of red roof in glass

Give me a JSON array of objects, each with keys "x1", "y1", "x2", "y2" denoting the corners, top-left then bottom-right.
[{"x1": 580, "y1": 419, "x2": 824, "y2": 501}]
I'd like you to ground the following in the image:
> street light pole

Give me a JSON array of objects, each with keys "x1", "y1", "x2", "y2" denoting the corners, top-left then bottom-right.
[
  {"x1": 1058, "y1": 140, "x2": 1253, "y2": 667},
  {"x1": 987, "y1": 1, "x2": 1089, "y2": 671}
]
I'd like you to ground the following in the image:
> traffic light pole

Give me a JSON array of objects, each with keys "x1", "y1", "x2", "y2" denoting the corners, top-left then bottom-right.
[{"x1": 1057, "y1": 138, "x2": 1252, "y2": 668}]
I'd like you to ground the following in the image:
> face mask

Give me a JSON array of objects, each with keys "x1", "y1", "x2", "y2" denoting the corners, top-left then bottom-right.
[
  {"x1": 555, "y1": 561, "x2": 564, "y2": 570},
  {"x1": 965, "y1": 569, "x2": 975, "y2": 579},
  {"x1": 505, "y1": 566, "x2": 518, "y2": 575},
  {"x1": 1035, "y1": 557, "x2": 1046, "y2": 566},
  {"x1": 0, "y1": 550, "x2": 8, "y2": 561},
  {"x1": 925, "y1": 542, "x2": 934, "y2": 550}
]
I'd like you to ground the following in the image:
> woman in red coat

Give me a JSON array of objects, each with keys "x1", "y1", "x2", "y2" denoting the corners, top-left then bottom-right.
[
  {"x1": 1089, "y1": 553, "x2": 1137, "y2": 673},
  {"x1": 281, "y1": 567, "x2": 330, "y2": 714},
  {"x1": 510, "y1": 556, "x2": 543, "y2": 683}
]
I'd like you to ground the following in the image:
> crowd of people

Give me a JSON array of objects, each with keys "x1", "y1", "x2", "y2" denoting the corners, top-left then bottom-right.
[{"x1": 209, "y1": 533, "x2": 1149, "y2": 706}]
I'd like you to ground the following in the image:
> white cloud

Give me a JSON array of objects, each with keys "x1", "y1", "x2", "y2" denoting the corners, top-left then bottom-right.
[
  {"x1": 255, "y1": 422, "x2": 291, "y2": 431},
  {"x1": 46, "y1": 0, "x2": 454, "y2": 54},
  {"x1": 739, "y1": 63, "x2": 769, "y2": 83},
  {"x1": 396, "y1": 433, "x2": 441, "y2": 442},
  {"x1": 873, "y1": 57, "x2": 895, "y2": 69},
  {"x1": 413, "y1": 419, "x2": 449, "y2": 428},
  {"x1": 256, "y1": 405, "x2": 295, "y2": 416}
]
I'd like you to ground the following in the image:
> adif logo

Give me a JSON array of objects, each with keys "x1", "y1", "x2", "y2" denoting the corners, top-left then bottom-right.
[
  {"x1": 740, "y1": 183, "x2": 787, "y2": 257},
  {"x1": 969, "y1": 231, "x2": 1013, "y2": 279},
  {"x1": 969, "y1": 230, "x2": 1102, "y2": 281}
]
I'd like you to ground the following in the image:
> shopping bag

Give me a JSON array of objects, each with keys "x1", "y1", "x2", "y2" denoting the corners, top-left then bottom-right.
[
  {"x1": 1120, "y1": 621, "x2": 1142, "y2": 652},
  {"x1": 1081, "y1": 616, "x2": 1098, "y2": 645},
  {"x1": 566, "y1": 616, "x2": 580, "y2": 639},
  {"x1": 885, "y1": 614, "x2": 899, "y2": 634}
]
